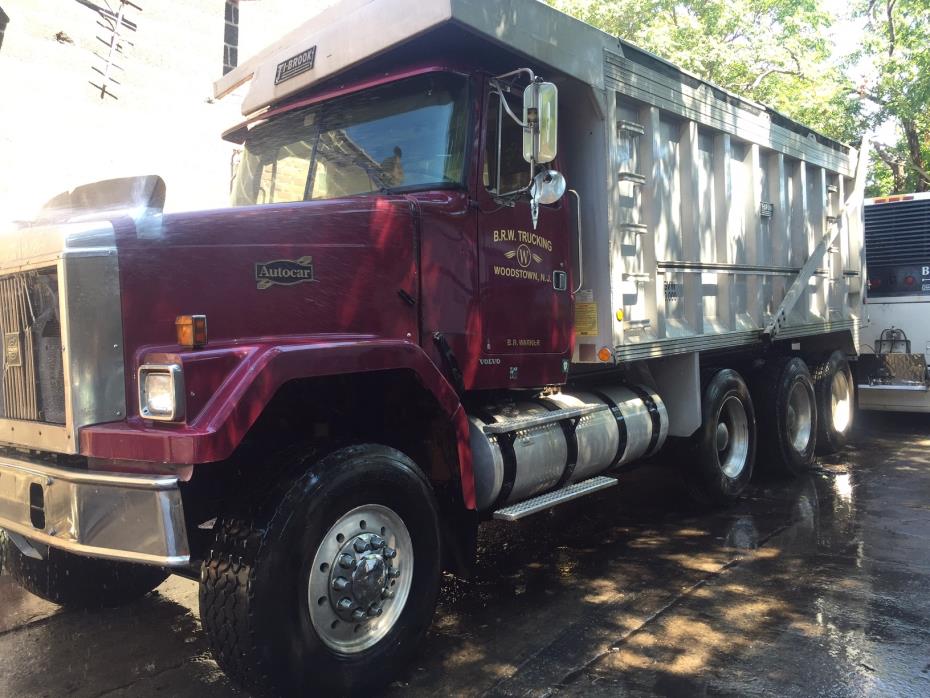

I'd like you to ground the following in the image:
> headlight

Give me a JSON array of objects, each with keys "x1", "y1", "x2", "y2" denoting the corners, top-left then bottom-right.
[{"x1": 139, "y1": 364, "x2": 185, "y2": 421}]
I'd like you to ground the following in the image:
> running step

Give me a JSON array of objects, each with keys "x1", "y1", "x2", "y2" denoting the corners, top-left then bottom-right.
[
  {"x1": 482, "y1": 403, "x2": 607, "y2": 435},
  {"x1": 492, "y1": 476, "x2": 618, "y2": 521}
]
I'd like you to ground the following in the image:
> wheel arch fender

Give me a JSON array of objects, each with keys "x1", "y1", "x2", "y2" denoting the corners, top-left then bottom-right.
[{"x1": 81, "y1": 339, "x2": 477, "y2": 510}]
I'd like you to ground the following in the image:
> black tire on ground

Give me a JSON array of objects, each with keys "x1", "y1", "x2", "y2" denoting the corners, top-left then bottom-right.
[
  {"x1": 750, "y1": 356, "x2": 818, "y2": 477},
  {"x1": 199, "y1": 444, "x2": 442, "y2": 697},
  {"x1": 0, "y1": 531, "x2": 167, "y2": 608},
  {"x1": 683, "y1": 368, "x2": 757, "y2": 506},
  {"x1": 811, "y1": 350, "x2": 855, "y2": 454}
]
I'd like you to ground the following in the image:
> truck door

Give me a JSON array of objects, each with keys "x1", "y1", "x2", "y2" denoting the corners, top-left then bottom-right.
[{"x1": 476, "y1": 80, "x2": 572, "y2": 358}]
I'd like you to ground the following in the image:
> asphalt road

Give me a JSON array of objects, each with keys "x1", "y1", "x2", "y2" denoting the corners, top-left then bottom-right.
[{"x1": 2, "y1": 411, "x2": 929, "y2": 697}]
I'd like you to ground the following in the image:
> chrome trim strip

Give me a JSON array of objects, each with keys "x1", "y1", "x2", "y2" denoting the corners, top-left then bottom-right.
[
  {"x1": 0, "y1": 421, "x2": 72, "y2": 453},
  {"x1": 0, "y1": 455, "x2": 190, "y2": 567},
  {"x1": 612, "y1": 319, "x2": 860, "y2": 363}
]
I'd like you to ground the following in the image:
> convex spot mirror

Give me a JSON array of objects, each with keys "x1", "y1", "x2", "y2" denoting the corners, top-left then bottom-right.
[
  {"x1": 523, "y1": 82, "x2": 558, "y2": 165},
  {"x1": 532, "y1": 170, "x2": 566, "y2": 205}
]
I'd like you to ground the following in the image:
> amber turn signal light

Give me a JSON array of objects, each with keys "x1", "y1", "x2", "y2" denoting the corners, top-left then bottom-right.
[{"x1": 176, "y1": 315, "x2": 208, "y2": 348}]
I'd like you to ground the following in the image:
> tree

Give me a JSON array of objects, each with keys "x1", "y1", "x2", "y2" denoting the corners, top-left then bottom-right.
[
  {"x1": 546, "y1": 0, "x2": 863, "y2": 144},
  {"x1": 852, "y1": 0, "x2": 930, "y2": 193}
]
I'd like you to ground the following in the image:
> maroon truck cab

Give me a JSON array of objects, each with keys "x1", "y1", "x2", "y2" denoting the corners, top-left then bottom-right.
[{"x1": 76, "y1": 65, "x2": 574, "y2": 511}]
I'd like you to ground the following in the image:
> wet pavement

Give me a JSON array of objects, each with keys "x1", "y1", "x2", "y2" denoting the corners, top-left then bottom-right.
[{"x1": 2, "y1": 411, "x2": 930, "y2": 697}]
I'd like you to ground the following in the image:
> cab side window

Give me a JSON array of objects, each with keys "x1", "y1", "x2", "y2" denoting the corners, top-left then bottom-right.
[{"x1": 484, "y1": 89, "x2": 528, "y2": 195}]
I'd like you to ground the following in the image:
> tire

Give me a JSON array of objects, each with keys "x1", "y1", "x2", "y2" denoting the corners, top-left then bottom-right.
[
  {"x1": 0, "y1": 531, "x2": 167, "y2": 608},
  {"x1": 199, "y1": 444, "x2": 442, "y2": 697},
  {"x1": 750, "y1": 356, "x2": 818, "y2": 477},
  {"x1": 683, "y1": 368, "x2": 756, "y2": 506},
  {"x1": 811, "y1": 350, "x2": 854, "y2": 454}
]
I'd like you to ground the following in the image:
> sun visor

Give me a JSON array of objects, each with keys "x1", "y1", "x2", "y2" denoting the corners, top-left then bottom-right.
[{"x1": 216, "y1": 0, "x2": 453, "y2": 116}]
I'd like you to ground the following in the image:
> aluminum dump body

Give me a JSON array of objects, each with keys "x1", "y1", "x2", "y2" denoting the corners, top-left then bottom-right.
[{"x1": 570, "y1": 52, "x2": 866, "y2": 363}]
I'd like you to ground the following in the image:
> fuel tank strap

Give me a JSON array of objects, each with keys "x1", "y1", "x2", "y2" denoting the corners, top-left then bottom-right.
[
  {"x1": 627, "y1": 385, "x2": 662, "y2": 456},
  {"x1": 536, "y1": 398, "x2": 578, "y2": 489},
  {"x1": 589, "y1": 390, "x2": 628, "y2": 467}
]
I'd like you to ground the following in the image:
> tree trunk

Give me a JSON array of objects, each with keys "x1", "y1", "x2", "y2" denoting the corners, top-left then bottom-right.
[{"x1": 903, "y1": 120, "x2": 930, "y2": 192}]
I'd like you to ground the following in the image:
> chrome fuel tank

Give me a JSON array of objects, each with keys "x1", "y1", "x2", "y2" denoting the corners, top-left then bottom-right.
[{"x1": 469, "y1": 384, "x2": 668, "y2": 512}]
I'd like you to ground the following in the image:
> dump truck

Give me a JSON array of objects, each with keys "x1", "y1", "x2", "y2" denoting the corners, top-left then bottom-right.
[
  {"x1": 858, "y1": 192, "x2": 930, "y2": 412},
  {"x1": 0, "y1": 0, "x2": 866, "y2": 694}
]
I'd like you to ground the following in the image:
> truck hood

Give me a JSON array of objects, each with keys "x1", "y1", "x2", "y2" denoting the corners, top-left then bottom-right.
[{"x1": 112, "y1": 195, "x2": 421, "y2": 370}]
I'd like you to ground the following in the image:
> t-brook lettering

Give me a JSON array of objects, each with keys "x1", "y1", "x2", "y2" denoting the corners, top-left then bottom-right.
[
  {"x1": 491, "y1": 229, "x2": 552, "y2": 283},
  {"x1": 274, "y1": 46, "x2": 317, "y2": 85}
]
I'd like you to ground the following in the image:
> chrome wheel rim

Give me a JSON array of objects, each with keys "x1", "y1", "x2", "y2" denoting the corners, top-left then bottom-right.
[
  {"x1": 786, "y1": 380, "x2": 813, "y2": 453},
  {"x1": 308, "y1": 504, "x2": 413, "y2": 654},
  {"x1": 717, "y1": 395, "x2": 750, "y2": 479},
  {"x1": 830, "y1": 370, "x2": 852, "y2": 433}
]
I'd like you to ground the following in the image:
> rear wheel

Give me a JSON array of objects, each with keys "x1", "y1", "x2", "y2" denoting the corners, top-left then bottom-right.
[
  {"x1": 199, "y1": 444, "x2": 441, "y2": 697},
  {"x1": 811, "y1": 350, "x2": 854, "y2": 454},
  {"x1": 751, "y1": 356, "x2": 818, "y2": 477},
  {"x1": 0, "y1": 531, "x2": 167, "y2": 608},
  {"x1": 683, "y1": 369, "x2": 756, "y2": 505}
]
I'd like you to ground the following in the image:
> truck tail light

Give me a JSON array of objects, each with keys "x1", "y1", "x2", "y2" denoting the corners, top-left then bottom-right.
[{"x1": 176, "y1": 314, "x2": 208, "y2": 348}]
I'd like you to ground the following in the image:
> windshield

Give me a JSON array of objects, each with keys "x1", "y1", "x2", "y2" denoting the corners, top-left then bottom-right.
[{"x1": 231, "y1": 73, "x2": 469, "y2": 205}]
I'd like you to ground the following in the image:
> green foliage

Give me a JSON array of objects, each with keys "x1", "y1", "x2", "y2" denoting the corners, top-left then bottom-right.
[
  {"x1": 547, "y1": 0, "x2": 862, "y2": 143},
  {"x1": 851, "y1": 0, "x2": 930, "y2": 192},
  {"x1": 547, "y1": 0, "x2": 930, "y2": 191}
]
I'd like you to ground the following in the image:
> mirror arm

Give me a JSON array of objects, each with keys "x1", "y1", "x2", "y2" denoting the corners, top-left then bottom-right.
[
  {"x1": 493, "y1": 67, "x2": 537, "y2": 85},
  {"x1": 490, "y1": 82, "x2": 527, "y2": 128}
]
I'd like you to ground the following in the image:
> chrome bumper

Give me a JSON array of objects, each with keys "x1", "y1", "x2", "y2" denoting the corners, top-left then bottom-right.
[{"x1": 0, "y1": 455, "x2": 189, "y2": 567}]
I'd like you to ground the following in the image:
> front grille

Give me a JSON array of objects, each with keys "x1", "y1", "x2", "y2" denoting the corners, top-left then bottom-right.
[{"x1": 0, "y1": 269, "x2": 65, "y2": 424}]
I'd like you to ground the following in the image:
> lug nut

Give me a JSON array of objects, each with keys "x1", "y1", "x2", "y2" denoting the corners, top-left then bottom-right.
[
  {"x1": 339, "y1": 554, "x2": 355, "y2": 569},
  {"x1": 368, "y1": 605, "x2": 383, "y2": 617},
  {"x1": 382, "y1": 589, "x2": 395, "y2": 600},
  {"x1": 389, "y1": 567, "x2": 401, "y2": 578},
  {"x1": 337, "y1": 598, "x2": 354, "y2": 611},
  {"x1": 383, "y1": 547, "x2": 397, "y2": 559},
  {"x1": 353, "y1": 538, "x2": 371, "y2": 553},
  {"x1": 352, "y1": 609, "x2": 368, "y2": 622},
  {"x1": 370, "y1": 535, "x2": 386, "y2": 549},
  {"x1": 332, "y1": 576, "x2": 349, "y2": 591}
]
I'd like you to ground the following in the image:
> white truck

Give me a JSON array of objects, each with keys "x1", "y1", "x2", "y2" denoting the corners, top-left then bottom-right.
[{"x1": 858, "y1": 192, "x2": 930, "y2": 412}]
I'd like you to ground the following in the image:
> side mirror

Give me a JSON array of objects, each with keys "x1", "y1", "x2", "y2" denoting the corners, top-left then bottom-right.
[
  {"x1": 531, "y1": 170, "x2": 566, "y2": 205},
  {"x1": 529, "y1": 169, "x2": 566, "y2": 229},
  {"x1": 523, "y1": 82, "x2": 558, "y2": 165}
]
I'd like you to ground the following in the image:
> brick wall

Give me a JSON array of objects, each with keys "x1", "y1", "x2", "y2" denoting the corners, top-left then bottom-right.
[{"x1": 0, "y1": 0, "x2": 336, "y2": 226}]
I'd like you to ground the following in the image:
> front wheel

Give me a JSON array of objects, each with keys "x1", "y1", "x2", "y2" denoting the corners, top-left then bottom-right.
[
  {"x1": 199, "y1": 444, "x2": 441, "y2": 697},
  {"x1": 683, "y1": 368, "x2": 757, "y2": 506}
]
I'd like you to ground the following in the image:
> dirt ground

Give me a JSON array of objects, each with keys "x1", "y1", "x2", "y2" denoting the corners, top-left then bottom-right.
[{"x1": 2, "y1": 411, "x2": 929, "y2": 697}]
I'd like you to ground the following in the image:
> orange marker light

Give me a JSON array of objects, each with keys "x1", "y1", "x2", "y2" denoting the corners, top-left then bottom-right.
[
  {"x1": 597, "y1": 346, "x2": 613, "y2": 362},
  {"x1": 176, "y1": 315, "x2": 208, "y2": 348}
]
